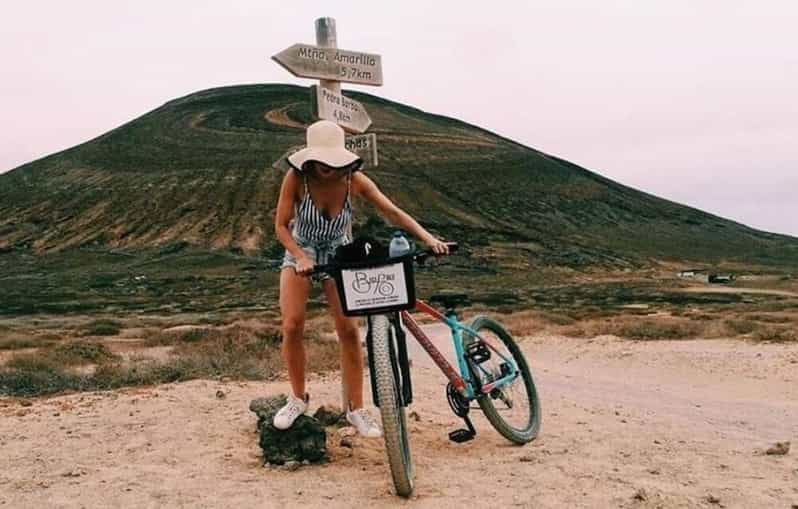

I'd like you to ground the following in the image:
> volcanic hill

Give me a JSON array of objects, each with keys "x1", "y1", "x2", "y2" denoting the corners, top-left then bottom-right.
[{"x1": 1, "y1": 84, "x2": 797, "y2": 269}]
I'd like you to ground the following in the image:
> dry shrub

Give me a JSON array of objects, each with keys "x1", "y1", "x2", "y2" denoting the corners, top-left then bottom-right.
[
  {"x1": 615, "y1": 320, "x2": 704, "y2": 340},
  {"x1": 752, "y1": 326, "x2": 797, "y2": 343},
  {"x1": 143, "y1": 327, "x2": 217, "y2": 346},
  {"x1": 570, "y1": 317, "x2": 705, "y2": 340},
  {"x1": 500, "y1": 310, "x2": 544, "y2": 337},
  {"x1": 0, "y1": 319, "x2": 342, "y2": 397},
  {"x1": 0, "y1": 338, "x2": 40, "y2": 350},
  {"x1": 169, "y1": 324, "x2": 282, "y2": 380},
  {"x1": 745, "y1": 313, "x2": 793, "y2": 324},
  {"x1": 50, "y1": 341, "x2": 120, "y2": 365},
  {"x1": 6, "y1": 341, "x2": 119, "y2": 369},
  {"x1": 724, "y1": 319, "x2": 759, "y2": 336},
  {"x1": 0, "y1": 356, "x2": 83, "y2": 396},
  {"x1": 306, "y1": 339, "x2": 342, "y2": 373},
  {"x1": 561, "y1": 326, "x2": 589, "y2": 338},
  {"x1": 539, "y1": 312, "x2": 577, "y2": 326},
  {"x1": 81, "y1": 319, "x2": 124, "y2": 336}
]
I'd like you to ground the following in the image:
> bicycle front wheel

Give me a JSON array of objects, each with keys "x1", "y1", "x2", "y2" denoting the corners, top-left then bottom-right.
[
  {"x1": 370, "y1": 314, "x2": 414, "y2": 497},
  {"x1": 466, "y1": 315, "x2": 541, "y2": 444}
]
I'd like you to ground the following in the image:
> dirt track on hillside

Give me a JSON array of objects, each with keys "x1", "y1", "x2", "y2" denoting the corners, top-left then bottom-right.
[{"x1": 1, "y1": 331, "x2": 797, "y2": 508}]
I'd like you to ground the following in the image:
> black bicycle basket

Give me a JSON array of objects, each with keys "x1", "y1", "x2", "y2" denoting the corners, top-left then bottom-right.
[{"x1": 329, "y1": 237, "x2": 416, "y2": 317}]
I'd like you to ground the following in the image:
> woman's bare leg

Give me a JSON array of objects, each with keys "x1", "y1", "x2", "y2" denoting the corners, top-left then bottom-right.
[
  {"x1": 322, "y1": 278, "x2": 364, "y2": 409},
  {"x1": 279, "y1": 267, "x2": 312, "y2": 398}
]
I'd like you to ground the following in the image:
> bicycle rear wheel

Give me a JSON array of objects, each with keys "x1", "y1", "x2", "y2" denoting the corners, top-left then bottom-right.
[
  {"x1": 466, "y1": 315, "x2": 541, "y2": 444},
  {"x1": 370, "y1": 314, "x2": 414, "y2": 497}
]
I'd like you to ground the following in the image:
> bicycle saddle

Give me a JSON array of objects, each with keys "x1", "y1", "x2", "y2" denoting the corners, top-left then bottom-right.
[{"x1": 429, "y1": 293, "x2": 470, "y2": 308}]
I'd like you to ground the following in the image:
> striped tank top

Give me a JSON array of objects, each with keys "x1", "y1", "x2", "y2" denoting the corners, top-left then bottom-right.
[{"x1": 292, "y1": 171, "x2": 353, "y2": 243}]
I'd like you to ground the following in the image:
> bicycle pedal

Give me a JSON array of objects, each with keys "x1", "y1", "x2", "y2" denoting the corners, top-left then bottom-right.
[
  {"x1": 465, "y1": 341, "x2": 491, "y2": 364},
  {"x1": 448, "y1": 429, "x2": 475, "y2": 443}
]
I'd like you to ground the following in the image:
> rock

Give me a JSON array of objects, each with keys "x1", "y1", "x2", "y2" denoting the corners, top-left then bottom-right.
[
  {"x1": 338, "y1": 426, "x2": 357, "y2": 437},
  {"x1": 62, "y1": 469, "x2": 84, "y2": 478},
  {"x1": 632, "y1": 488, "x2": 647, "y2": 502},
  {"x1": 765, "y1": 441, "x2": 790, "y2": 455},
  {"x1": 408, "y1": 410, "x2": 421, "y2": 422},
  {"x1": 284, "y1": 461, "x2": 300, "y2": 471},
  {"x1": 215, "y1": 390, "x2": 226, "y2": 399},
  {"x1": 340, "y1": 436, "x2": 353, "y2": 448},
  {"x1": 250, "y1": 395, "x2": 327, "y2": 465},
  {"x1": 706, "y1": 494, "x2": 721, "y2": 505},
  {"x1": 313, "y1": 405, "x2": 346, "y2": 427},
  {"x1": 518, "y1": 454, "x2": 535, "y2": 463},
  {"x1": 249, "y1": 395, "x2": 286, "y2": 419},
  {"x1": 19, "y1": 399, "x2": 33, "y2": 407}
]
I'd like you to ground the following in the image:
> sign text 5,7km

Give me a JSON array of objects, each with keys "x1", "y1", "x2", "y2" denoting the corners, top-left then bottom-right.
[{"x1": 272, "y1": 44, "x2": 383, "y2": 86}]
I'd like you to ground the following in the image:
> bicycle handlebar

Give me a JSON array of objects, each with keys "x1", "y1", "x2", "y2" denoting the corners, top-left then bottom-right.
[{"x1": 310, "y1": 242, "x2": 459, "y2": 276}]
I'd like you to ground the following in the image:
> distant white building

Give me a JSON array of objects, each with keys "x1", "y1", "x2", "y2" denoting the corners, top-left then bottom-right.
[{"x1": 678, "y1": 268, "x2": 705, "y2": 278}]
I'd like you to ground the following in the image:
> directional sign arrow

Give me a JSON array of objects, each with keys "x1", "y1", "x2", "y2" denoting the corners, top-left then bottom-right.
[
  {"x1": 311, "y1": 85, "x2": 372, "y2": 133},
  {"x1": 272, "y1": 44, "x2": 383, "y2": 86},
  {"x1": 272, "y1": 133, "x2": 379, "y2": 172},
  {"x1": 344, "y1": 133, "x2": 378, "y2": 168}
]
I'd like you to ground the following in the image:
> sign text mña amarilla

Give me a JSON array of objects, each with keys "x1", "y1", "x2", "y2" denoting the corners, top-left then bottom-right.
[{"x1": 272, "y1": 44, "x2": 383, "y2": 86}]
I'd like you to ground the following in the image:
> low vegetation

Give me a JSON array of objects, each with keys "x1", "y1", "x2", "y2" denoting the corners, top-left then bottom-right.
[
  {"x1": 1, "y1": 268, "x2": 795, "y2": 398},
  {"x1": 0, "y1": 337, "x2": 41, "y2": 350},
  {"x1": 81, "y1": 319, "x2": 124, "y2": 336},
  {"x1": 0, "y1": 320, "x2": 339, "y2": 398},
  {"x1": 500, "y1": 306, "x2": 797, "y2": 343}
]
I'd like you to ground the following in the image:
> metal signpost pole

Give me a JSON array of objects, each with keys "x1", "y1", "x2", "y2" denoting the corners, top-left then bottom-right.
[
  {"x1": 316, "y1": 17, "x2": 349, "y2": 414},
  {"x1": 315, "y1": 18, "x2": 341, "y2": 95}
]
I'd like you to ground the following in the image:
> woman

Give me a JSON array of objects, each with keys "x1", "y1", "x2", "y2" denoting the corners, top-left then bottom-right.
[{"x1": 273, "y1": 120, "x2": 449, "y2": 437}]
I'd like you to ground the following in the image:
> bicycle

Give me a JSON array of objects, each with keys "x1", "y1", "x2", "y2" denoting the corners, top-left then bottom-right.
[{"x1": 313, "y1": 240, "x2": 541, "y2": 497}]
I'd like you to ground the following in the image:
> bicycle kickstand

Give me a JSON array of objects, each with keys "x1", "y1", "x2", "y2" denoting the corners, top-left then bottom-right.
[{"x1": 446, "y1": 383, "x2": 476, "y2": 443}]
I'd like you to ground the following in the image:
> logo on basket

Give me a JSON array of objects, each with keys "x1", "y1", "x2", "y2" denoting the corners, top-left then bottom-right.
[{"x1": 351, "y1": 271, "x2": 395, "y2": 296}]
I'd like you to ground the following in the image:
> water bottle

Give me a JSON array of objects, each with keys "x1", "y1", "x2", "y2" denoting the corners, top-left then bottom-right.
[
  {"x1": 388, "y1": 231, "x2": 411, "y2": 331},
  {"x1": 389, "y1": 230, "x2": 411, "y2": 258}
]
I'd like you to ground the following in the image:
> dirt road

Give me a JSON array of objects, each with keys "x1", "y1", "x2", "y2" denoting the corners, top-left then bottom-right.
[{"x1": 1, "y1": 329, "x2": 796, "y2": 508}]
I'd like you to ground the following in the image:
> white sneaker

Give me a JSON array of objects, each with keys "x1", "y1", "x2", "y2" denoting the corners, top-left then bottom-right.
[
  {"x1": 273, "y1": 393, "x2": 308, "y2": 430},
  {"x1": 346, "y1": 407, "x2": 382, "y2": 438}
]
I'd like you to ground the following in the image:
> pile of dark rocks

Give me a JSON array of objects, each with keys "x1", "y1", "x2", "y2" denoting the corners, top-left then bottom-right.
[{"x1": 249, "y1": 395, "x2": 347, "y2": 466}]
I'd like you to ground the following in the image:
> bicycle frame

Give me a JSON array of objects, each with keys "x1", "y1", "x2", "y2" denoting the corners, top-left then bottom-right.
[{"x1": 399, "y1": 300, "x2": 520, "y2": 401}]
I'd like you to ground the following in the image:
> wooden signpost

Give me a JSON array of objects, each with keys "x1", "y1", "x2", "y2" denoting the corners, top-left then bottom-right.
[
  {"x1": 272, "y1": 44, "x2": 383, "y2": 86},
  {"x1": 311, "y1": 85, "x2": 372, "y2": 133},
  {"x1": 271, "y1": 17, "x2": 382, "y2": 164},
  {"x1": 271, "y1": 18, "x2": 384, "y2": 408}
]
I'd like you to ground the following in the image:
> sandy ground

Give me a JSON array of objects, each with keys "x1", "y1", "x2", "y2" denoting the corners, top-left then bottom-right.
[{"x1": 1, "y1": 328, "x2": 797, "y2": 509}]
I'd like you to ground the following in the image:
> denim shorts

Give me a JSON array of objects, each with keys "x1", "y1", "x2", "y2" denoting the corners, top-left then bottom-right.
[{"x1": 280, "y1": 233, "x2": 351, "y2": 283}]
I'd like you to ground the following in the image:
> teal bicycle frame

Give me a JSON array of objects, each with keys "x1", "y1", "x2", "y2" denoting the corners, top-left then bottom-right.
[{"x1": 399, "y1": 300, "x2": 520, "y2": 401}]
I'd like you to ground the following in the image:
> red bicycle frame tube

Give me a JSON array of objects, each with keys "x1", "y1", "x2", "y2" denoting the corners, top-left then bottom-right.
[{"x1": 400, "y1": 301, "x2": 467, "y2": 394}]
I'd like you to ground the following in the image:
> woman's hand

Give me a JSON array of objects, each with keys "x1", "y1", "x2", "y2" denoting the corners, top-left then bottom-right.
[
  {"x1": 296, "y1": 255, "x2": 316, "y2": 276},
  {"x1": 424, "y1": 236, "x2": 450, "y2": 255}
]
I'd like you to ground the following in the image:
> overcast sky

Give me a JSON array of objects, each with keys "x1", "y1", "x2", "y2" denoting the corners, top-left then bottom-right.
[{"x1": 2, "y1": 1, "x2": 796, "y2": 236}]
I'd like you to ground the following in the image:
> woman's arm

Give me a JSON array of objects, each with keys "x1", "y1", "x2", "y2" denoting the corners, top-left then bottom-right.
[
  {"x1": 274, "y1": 169, "x2": 311, "y2": 262},
  {"x1": 352, "y1": 172, "x2": 449, "y2": 254}
]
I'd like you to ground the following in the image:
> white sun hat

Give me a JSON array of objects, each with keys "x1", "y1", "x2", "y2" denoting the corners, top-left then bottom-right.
[{"x1": 288, "y1": 120, "x2": 362, "y2": 172}]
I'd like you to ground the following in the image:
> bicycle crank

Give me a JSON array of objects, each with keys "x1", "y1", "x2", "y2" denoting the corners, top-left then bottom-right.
[{"x1": 446, "y1": 383, "x2": 476, "y2": 443}]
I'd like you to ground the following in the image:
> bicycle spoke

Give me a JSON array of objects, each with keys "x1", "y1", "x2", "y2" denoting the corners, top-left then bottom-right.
[{"x1": 472, "y1": 328, "x2": 532, "y2": 431}]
